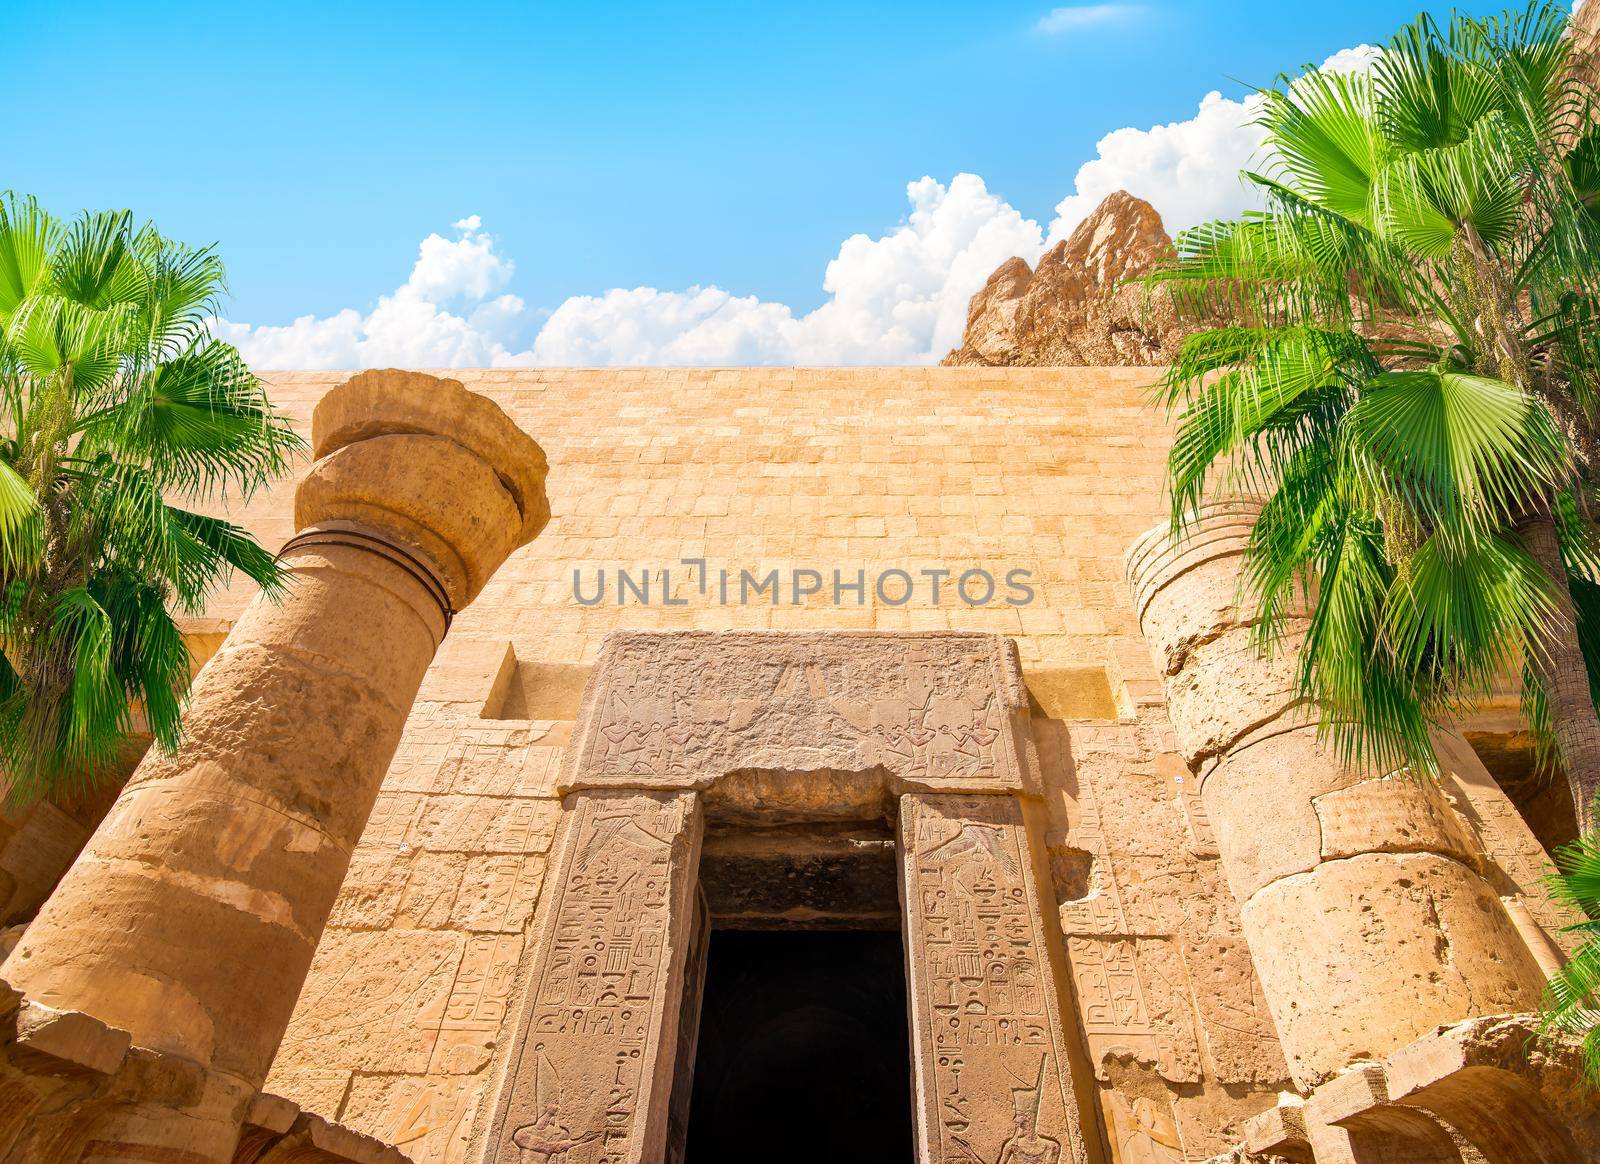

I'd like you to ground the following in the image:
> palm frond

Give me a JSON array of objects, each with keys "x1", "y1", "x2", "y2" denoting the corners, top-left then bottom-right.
[
  {"x1": 1341, "y1": 371, "x2": 1569, "y2": 533},
  {"x1": 0, "y1": 192, "x2": 299, "y2": 798},
  {"x1": 80, "y1": 338, "x2": 303, "y2": 498},
  {"x1": 0, "y1": 193, "x2": 60, "y2": 319},
  {"x1": 1256, "y1": 66, "x2": 1384, "y2": 226},
  {"x1": 1543, "y1": 835, "x2": 1600, "y2": 1084}
]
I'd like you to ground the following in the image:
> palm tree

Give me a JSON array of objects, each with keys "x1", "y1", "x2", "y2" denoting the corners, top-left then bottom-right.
[
  {"x1": 0, "y1": 194, "x2": 302, "y2": 801},
  {"x1": 1148, "y1": 2, "x2": 1600, "y2": 833},
  {"x1": 1544, "y1": 836, "x2": 1600, "y2": 1077}
]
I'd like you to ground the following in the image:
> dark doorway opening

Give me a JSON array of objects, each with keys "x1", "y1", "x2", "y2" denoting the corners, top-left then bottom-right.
[{"x1": 683, "y1": 930, "x2": 914, "y2": 1163}]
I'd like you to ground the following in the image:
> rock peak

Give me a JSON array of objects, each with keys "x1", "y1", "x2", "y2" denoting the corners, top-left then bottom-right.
[{"x1": 942, "y1": 190, "x2": 1190, "y2": 367}]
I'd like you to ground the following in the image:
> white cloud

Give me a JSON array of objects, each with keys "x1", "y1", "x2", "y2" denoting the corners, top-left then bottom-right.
[
  {"x1": 530, "y1": 174, "x2": 1042, "y2": 365},
  {"x1": 219, "y1": 46, "x2": 1380, "y2": 368},
  {"x1": 406, "y1": 217, "x2": 514, "y2": 302},
  {"x1": 1046, "y1": 44, "x2": 1379, "y2": 242},
  {"x1": 218, "y1": 217, "x2": 530, "y2": 369},
  {"x1": 220, "y1": 175, "x2": 1042, "y2": 368},
  {"x1": 1034, "y1": 5, "x2": 1143, "y2": 34},
  {"x1": 1045, "y1": 89, "x2": 1264, "y2": 242}
]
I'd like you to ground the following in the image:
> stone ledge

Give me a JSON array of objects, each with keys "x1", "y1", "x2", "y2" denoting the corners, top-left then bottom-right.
[
  {"x1": 244, "y1": 1091, "x2": 303, "y2": 1137},
  {"x1": 235, "y1": 1098, "x2": 413, "y2": 1164},
  {"x1": 10, "y1": 1000, "x2": 132, "y2": 1079},
  {"x1": 1212, "y1": 1014, "x2": 1597, "y2": 1164},
  {"x1": 1238, "y1": 1096, "x2": 1311, "y2": 1162},
  {"x1": 0, "y1": 979, "x2": 410, "y2": 1164}
]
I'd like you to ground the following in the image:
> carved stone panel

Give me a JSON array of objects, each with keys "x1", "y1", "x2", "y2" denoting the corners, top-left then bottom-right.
[
  {"x1": 565, "y1": 631, "x2": 1032, "y2": 794},
  {"x1": 482, "y1": 790, "x2": 702, "y2": 1164},
  {"x1": 901, "y1": 793, "x2": 1089, "y2": 1164}
]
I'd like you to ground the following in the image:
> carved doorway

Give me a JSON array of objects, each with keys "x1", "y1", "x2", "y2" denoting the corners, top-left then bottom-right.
[
  {"x1": 666, "y1": 776, "x2": 913, "y2": 1163},
  {"x1": 482, "y1": 632, "x2": 1095, "y2": 1164}
]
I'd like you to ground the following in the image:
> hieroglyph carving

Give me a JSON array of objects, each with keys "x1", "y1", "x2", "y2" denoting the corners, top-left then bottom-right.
[
  {"x1": 485, "y1": 791, "x2": 702, "y2": 1164},
  {"x1": 902, "y1": 794, "x2": 1089, "y2": 1164},
  {"x1": 568, "y1": 632, "x2": 1029, "y2": 792}
]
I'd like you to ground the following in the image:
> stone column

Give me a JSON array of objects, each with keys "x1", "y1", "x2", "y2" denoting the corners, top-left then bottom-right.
[
  {"x1": 1, "y1": 370, "x2": 549, "y2": 1161},
  {"x1": 900, "y1": 792, "x2": 1091, "y2": 1164},
  {"x1": 482, "y1": 790, "x2": 704, "y2": 1164},
  {"x1": 1126, "y1": 503, "x2": 1544, "y2": 1091}
]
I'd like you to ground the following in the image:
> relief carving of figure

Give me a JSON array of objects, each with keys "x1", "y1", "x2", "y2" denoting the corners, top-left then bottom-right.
[
  {"x1": 997, "y1": 1059, "x2": 1061, "y2": 1164},
  {"x1": 926, "y1": 820, "x2": 1020, "y2": 878},
  {"x1": 510, "y1": 1052, "x2": 601, "y2": 1164},
  {"x1": 947, "y1": 1057, "x2": 1061, "y2": 1164}
]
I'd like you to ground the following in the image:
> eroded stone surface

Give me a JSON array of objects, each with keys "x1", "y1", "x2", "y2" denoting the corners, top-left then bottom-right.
[
  {"x1": 1129, "y1": 504, "x2": 1548, "y2": 1092},
  {"x1": 943, "y1": 193, "x2": 1192, "y2": 368},
  {"x1": 566, "y1": 631, "x2": 1033, "y2": 794},
  {"x1": 6, "y1": 362, "x2": 1579, "y2": 1164},
  {"x1": 901, "y1": 793, "x2": 1091, "y2": 1164},
  {"x1": 0, "y1": 373, "x2": 547, "y2": 1164},
  {"x1": 481, "y1": 791, "x2": 702, "y2": 1164},
  {"x1": 1244, "y1": 852, "x2": 1543, "y2": 1086}
]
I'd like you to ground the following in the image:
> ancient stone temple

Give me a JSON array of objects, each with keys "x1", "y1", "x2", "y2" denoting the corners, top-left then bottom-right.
[{"x1": 0, "y1": 367, "x2": 1595, "y2": 1164}]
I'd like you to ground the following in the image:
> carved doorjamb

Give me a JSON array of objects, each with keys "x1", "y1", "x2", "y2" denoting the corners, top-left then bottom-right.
[
  {"x1": 481, "y1": 790, "x2": 703, "y2": 1164},
  {"x1": 902, "y1": 792, "x2": 1091, "y2": 1164},
  {"x1": 483, "y1": 631, "x2": 1098, "y2": 1164},
  {"x1": 663, "y1": 887, "x2": 710, "y2": 1164}
]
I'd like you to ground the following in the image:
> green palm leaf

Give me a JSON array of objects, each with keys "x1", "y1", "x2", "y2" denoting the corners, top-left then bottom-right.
[
  {"x1": 1544, "y1": 838, "x2": 1600, "y2": 1081},
  {"x1": 0, "y1": 194, "x2": 60, "y2": 318},
  {"x1": 1342, "y1": 371, "x2": 1568, "y2": 530},
  {"x1": 0, "y1": 191, "x2": 303, "y2": 798},
  {"x1": 1147, "y1": 0, "x2": 1600, "y2": 1085},
  {"x1": 1257, "y1": 68, "x2": 1383, "y2": 225}
]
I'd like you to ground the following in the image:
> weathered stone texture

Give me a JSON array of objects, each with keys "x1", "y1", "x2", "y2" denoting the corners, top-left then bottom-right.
[
  {"x1": 902, "y1": 792, "x2": 1092, "y2": 1164},
  {"x1": 0, "y1": 372, "x2": 548, "y2": 1163},
  {"x1": 1129, "y1": 504, "x2": 1548, "y2": 1091},
  {"x1": 46, "y1": 367, "x2": 1561, "y2": 1164},
  {"x1": 943, "y1": 192, "x2": 1192, "y2": 368},
  {"x1": 222, "y1": 368, "x2": 1187, "y2": 1160},
  {"x1": 566, "y1": 630, "x2": 1033, "y2": 793},
  {"x1": 482, "y1": 790, "x2": 703, "y2": 1164}
]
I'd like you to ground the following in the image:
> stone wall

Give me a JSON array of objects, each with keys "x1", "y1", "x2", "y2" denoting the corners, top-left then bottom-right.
[{"x1": 172, "y1": 368, "x2": 1567, "y2": 1164}]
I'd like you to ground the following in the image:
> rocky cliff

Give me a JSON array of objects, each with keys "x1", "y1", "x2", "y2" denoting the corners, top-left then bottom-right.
[{"x1": 942, "y1": 191, "x2": 1189, "y2": 367}]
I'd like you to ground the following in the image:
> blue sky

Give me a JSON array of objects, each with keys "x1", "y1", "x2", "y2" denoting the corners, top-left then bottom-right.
[{"x1": 4, "y1": 1, "x2": 1490, "y2": 365}]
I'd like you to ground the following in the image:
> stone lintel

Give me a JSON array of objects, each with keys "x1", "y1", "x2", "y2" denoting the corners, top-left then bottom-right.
[
  {"x1": 1290, "y1": 1018, "x2": 1597, "y2": 1164},
  {"x1": 244, "y1": 1091, "x2": 303, "y2": 1137},
  {"x1": 1304, "y1": 1064, "x2": 1391, "y2": 1126},
  {"x1": 237, "y1": 1107, "x2": 413, "y2": 1164},
  {"x1": 1382, "y1": 1014, "x2": 1536, "y2": 1100},
  {"x1": 561, "y1": 630, "x2": 1038, "y2": 797},
  {"x1": 1380, "y1": 1014, "x2": 1590, "y2": 1164}
]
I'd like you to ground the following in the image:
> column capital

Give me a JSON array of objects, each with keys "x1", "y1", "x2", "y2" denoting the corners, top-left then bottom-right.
[
  {"x1": 1124, "y1": 499, "x2": 1264, "y2": 671},
  {"x1": 296, "y1": 369, "x2": 550, "y2": 608}
]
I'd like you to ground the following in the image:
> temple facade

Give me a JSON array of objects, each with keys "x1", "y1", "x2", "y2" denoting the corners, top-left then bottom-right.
[{"x1": 0, "y1": 367, "x2": 1594, "y2": 1164}]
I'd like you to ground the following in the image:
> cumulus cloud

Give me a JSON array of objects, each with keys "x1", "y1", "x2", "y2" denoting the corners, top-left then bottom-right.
[
  {"x1": 1034, "y1": 5, "x2": 1143, "y2": 35},
  {"x1": 1046, "y1": 44, "x2": 1379, "y2": 241},
  {"x1": 221, "y1": 175, "x2": 1042, "y2": 368},
  {"x1": 220, "y1": 45, "x2": 1381, "y2": 368},
  {"x1": 217, "y1": 217, "x2": 528, "y2": 369},
  {"x1": 532, "y1": 175, "x2": 1042, "y2": 366}
]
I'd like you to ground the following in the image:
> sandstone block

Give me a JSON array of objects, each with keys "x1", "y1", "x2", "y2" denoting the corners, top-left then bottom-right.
[
  {"x1": 1241, "y1": 852, "x2": 1543, "y2": 1087},
  {"x1": 1314, "y1": 775, "x2": 1482, "y2": 867},
  {"x1": 1200, "y1": 729, "x2": 1349, "y2": 902},
  {"x1": 11, "y1": 1000, "x2": 130, "y2": 1077}
]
